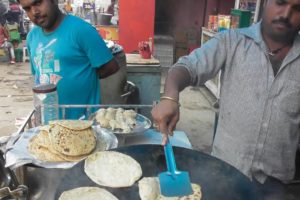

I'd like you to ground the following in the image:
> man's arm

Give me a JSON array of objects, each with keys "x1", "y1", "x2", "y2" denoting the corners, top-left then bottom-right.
[
  {"x1": 97, "y1": 58, "x2": 119, "y2": 79},
  {"x1": 163, "y1": 66, "x2": 191, "y2": 102},
  {"x1": 152, "y1": 31, "x2": 229, "y2": 144},
  {"x1": 151, "y1": 66, "x2": 191, "y2": 144}
]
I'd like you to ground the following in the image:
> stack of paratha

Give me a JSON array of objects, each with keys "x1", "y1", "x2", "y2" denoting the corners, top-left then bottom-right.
[{"x1": 28, "y1": 120, "x2": 96, "y2": 162}]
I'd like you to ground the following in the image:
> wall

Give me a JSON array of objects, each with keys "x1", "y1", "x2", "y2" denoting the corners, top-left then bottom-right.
[
  {"x1": 155, "y1": 0, "x2": 234, "y2": 35},
  {"x1": 118, "y1": 0, "x2": 234, "y2": 53},
  {"x1": 155, "y1": 0, "x2": 206, "y2": 33},
  {"x1": 219, "y1": 0, "x2": 235, "y2": 14},
  {"x1": 172, "y1": 0, "x2": 206, "y2": 31},
  {"x1": 119, "y1": 0, "x2": 155, "y2": 53}
]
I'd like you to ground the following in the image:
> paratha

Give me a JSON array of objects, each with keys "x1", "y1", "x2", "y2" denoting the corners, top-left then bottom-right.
[
  {"x1": 54, "y1": 152, "x2": 88, "y2": 162},
  {"x1": 28, "y1": 121, "x2": 97, "y2": 162},
  {"x1": 31, "y1": 129, "x2": 52, "y2": 148},
  {"x1": 28, "y1": 130, "x2": 89, "y2": 162},
  {"x1": 28, "y1": 135, "x2": 65, "y2": 162},
  {"x1": 49, "y1": 123, "x2": 96, "y2": 156},
  {"x1": 139, "y1": 177, "x2": 160, "y2": 200},
  {"x1": 58, "y1": 187, "x2": 118, "y2": 200},
  {"x1": 39, "y1": 125, "x2": 50, "y2": 132},
  {"x1": 50, "y1": 120, "x2": 93, "y2": 130},
  {"x1": 84, "y1": 151, "x2": 142, "y2": 187},
  {"x1": 138, "y1": 177, "x2": 202, "y2": 200}
]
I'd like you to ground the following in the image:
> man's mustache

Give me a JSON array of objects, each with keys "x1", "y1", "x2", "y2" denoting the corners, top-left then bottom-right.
[
  {"x1": 34, "y1": 15, "x2": 42, "y2": 20},
  {"x1": 272, "y1": 18, "x2": 292, "y2": 28}
]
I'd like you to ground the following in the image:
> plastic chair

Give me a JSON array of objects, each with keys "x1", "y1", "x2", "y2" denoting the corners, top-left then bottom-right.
[{"x1": 22, "y1": 46, "x2": 29, "y2": 62}]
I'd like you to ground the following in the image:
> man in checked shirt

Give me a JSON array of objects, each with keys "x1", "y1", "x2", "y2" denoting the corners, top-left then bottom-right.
[{"x1": 152, "y1": 0, "x2": 300, "y2": 199}]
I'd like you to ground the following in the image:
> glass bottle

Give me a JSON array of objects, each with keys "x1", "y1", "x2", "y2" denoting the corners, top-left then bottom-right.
[{"x1": 32, "y1": 84, "x2": 59, "y2": 125}]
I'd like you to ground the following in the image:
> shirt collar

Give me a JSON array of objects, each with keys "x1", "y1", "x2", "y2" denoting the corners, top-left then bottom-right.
[
  {"x1": 238, "y1": 21, "x2": 264, "y2": 44},
  {"x1": 292, "y1": 33, "x2": 300, "y2": 54},
  {"x1": 238, "y1": 21, "x2": 300, "y2": 57}
]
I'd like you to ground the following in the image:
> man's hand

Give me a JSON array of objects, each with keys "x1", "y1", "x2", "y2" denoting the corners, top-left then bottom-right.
[
  {"x1": 152, "y1": 66, "x2": 190, "y2": 145},
  {"x1": 151, "y1": 99, "x2": 180, "y2": 145}
]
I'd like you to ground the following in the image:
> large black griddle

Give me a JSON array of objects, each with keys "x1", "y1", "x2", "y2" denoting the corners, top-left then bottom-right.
[{"x1": 23, "y1": 145, "x2": 262, "y2": 200}]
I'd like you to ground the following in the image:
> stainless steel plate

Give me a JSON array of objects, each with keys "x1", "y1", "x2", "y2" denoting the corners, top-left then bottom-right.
[
  {"x1": 113, "y1": 114, "x2": 152, "y2": 135},
  {"x1": 93, "y1": 113, "x2": 152, "y2": 136},
  {"x1": 5, "y1": 126, "x2": 118, "y2": 169}
]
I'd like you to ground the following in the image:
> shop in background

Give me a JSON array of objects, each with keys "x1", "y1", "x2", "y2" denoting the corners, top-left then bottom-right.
[
  {"x1": 60, "y1": 0, "x2": 119, "y2": 42},
  {"x1": 207, "y1": 9, "x2": 252, "y2": 33}
]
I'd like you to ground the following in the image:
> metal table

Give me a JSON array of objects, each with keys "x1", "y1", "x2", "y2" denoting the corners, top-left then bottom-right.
[{"x1": 126, "y1": 54, "x2": 161, "y2": 120}]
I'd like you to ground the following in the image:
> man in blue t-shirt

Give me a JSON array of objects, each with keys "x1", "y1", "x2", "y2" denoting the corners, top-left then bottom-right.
[{"x1": 18, "y1": 0, "x2": 119, "y2": 119}]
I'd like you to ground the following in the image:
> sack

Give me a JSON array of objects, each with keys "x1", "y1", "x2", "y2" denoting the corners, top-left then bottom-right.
[
  {"x1": 0, "y1": 49, "x2": 6, "y2": 56},
  {"x1": 6, "y1": 22, "x2": 18, "y2": 32},
  {"x1": 9, "y1": 30, "x2": 20, "y2": 42},
  {"x1": 0, "y1": 1, "x2": 8, "y2": 16}
]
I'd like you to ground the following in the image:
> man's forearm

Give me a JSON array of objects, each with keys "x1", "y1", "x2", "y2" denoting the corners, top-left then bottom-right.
[
  {"x1": 98, "y1": 59, "x2": 119, "y2": 79},
  {"x1": 163, "y1": 66, "x2": 191, "y2": 101}
]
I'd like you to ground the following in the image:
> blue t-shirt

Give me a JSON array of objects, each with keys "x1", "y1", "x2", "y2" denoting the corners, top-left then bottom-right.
[{"x1": 27, "y1": 15, "x2": 113, "y2": 119}]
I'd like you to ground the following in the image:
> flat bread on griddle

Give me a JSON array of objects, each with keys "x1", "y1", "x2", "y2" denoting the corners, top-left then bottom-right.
[
  {"x1": 84, "y1": 151, "x2": 142, "y2": 187},
  {"x1": 138, "y1": 177, "x2": 202, "y2": 200},
  {"x1": 58, "y1": 187, "x2": 118, "y2": 200},
  {"x1": 139, "y1": 177, "x2": 160, "y2": 200},
  {"x1": 49, "y1": 123, "x2": 96, "y2": 156}
]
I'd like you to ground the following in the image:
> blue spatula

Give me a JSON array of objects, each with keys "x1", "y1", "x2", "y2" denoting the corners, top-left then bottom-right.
[{"x1": 159, "y1": 137, "x2": 193, "y2": 197}]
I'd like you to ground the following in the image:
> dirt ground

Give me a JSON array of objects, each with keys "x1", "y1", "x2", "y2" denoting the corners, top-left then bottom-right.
[
  {"x1": 0, "y1": 62, "x2": 216, "y2": 152},
  {"x1": 0, "y1": 62, "x2": 33, "y2": 137}
]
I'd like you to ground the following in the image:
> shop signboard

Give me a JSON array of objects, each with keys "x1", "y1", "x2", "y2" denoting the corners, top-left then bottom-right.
[
  {"x1": 82, "y1": 2, "x2": 95, "y2": 10},
  {"x1": 96, "y1": 26, "x2": 119, "y2": 43}
]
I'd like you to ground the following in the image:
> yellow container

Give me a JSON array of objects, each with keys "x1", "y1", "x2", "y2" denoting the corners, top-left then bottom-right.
[{"x1": 0, "y1": 49, "x2": 6, "y2": 56}]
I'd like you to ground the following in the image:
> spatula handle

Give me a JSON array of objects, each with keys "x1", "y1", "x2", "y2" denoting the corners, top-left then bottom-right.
[{"x1": 164, "y1": 138, "x2": 177, "y2": 175}]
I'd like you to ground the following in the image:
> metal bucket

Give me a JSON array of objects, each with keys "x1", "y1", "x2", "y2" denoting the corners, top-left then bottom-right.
[
  {"x1": 100, "y1": 47, "x2": 128, "y2": 104},
  {"x1": 97, "y1": 13, "x2": 112, "y2": 25},
  {"x1": 96, "y1": 13, "x2": 112, "y2": 25}
]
